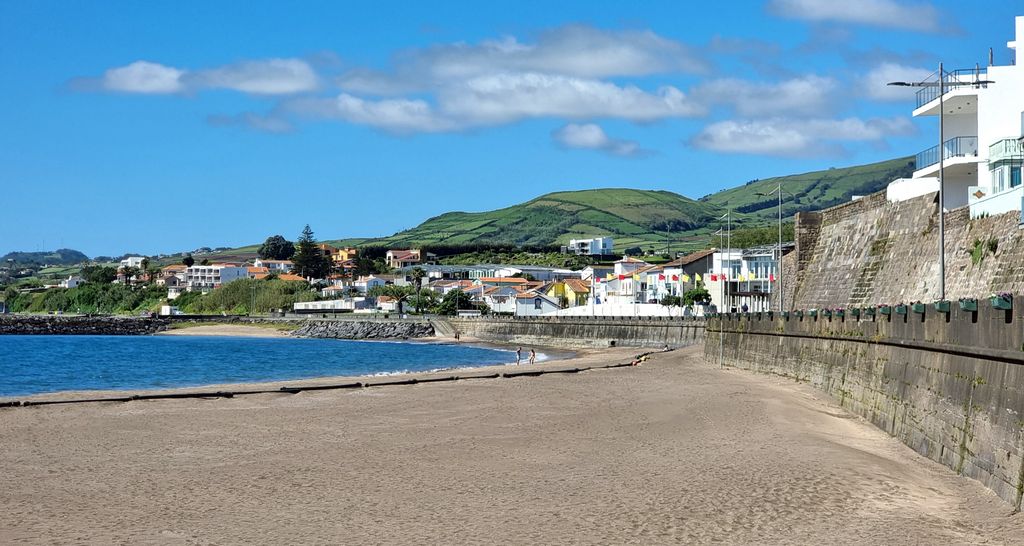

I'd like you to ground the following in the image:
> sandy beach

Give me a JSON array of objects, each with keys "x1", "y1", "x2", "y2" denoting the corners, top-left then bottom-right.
[
  {"x1": 1, "y1": 344, "x2": 1021, "y2": 544},
  {"x1": 156, "y1": 324, "x2": 294, "y2": 338}
]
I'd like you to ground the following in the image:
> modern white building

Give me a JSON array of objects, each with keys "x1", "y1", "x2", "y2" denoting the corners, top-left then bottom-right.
[
  {"x1": 896, "y1": 16, "x2": 1024, "y2": 217},
  {"x1": 59, "y1": 275, "x2": 85, "y2": 289},
  {"x1": 253, "y1": 259, "x2": 293, "y2": 272},
  {"x1": 120, "y1": 256, "x2": 145, "y2": 268},
  {"x1": 185, "y1": 264, "x2": 248, "y2": 292},
  {"x1": 566, "y1": 236, "x2": 614, "y2": 255}
]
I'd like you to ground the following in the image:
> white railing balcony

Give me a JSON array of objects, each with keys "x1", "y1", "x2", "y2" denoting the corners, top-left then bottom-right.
[{"x1": 916, "y1": 136, "x2": 979, "y2": 169}]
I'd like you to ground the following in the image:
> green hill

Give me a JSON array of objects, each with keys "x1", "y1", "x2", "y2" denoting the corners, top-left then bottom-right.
[
  {"x1": 700, "y1": 156, "x2": 915, "y2": 222},
  {"x1": 374, "y1": 188, "x2": 723, "y2": 250},
  {"x1": 184, "y1": 155, "x2": 920, "y2": 261},
  {"x1": 1, "y1": 248, "x2": 90, "y2": 266}
]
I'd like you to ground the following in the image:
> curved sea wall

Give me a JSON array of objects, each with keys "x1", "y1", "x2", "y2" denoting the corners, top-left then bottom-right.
[
  {"x1": 292, "y1": 320, "x2": 434, "y2": 339},
  {"x1": 444, "y1": 316, "x2": 705, "y2": 348},
  {"x1": 0, "y1": 315, "x2": 169, "y2": 335},
  {"x1": 707, "y1": 302, "x2": 1024, "y2": 509}
]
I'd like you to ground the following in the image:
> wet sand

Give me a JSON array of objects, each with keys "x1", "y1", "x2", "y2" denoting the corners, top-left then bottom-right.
[{"x1": 1, "y1": 345, "x2": 1020, "y2": 544}]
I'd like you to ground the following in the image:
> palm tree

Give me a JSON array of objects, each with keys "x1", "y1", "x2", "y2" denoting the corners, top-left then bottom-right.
[{"x1": 411, "y1": 267, "x2": 426, "y2": 313}]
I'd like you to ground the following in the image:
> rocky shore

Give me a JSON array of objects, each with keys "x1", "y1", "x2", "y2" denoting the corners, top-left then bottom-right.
[
  {"x1": 0, "y1": 315, "x2": 169, "y2": 335},
  {"x1": 291, "y1": 320, "x2": 434, "y2": 339}
]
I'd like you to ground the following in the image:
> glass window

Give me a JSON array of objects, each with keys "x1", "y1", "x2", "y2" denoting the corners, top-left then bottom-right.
[{"x1": 1012, "y1": 165, "x2": 1022, "y2": 188}]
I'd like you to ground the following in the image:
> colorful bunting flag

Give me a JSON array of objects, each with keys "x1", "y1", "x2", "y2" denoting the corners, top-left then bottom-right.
[
  {"x1": 694, "y1": 274, "x2": 702, "y2": 282},
  {"x1": 658, "y1": 274, "x2": 665, "y2": 281},
  {"x1": 682, "y1": 274, "x2": 690, "y2": 283},
  {"x1": 710, "y1": 274, "x2": 717, "y2": 282},
  {"x1": 769, "y1": 273, "x2": 776, "y2": 282},
  {"x1": 618, "y1": 274, "x2": 625, "y2": 281},
  {"x1": 632, "y1": 274, "x2": 640, "y2": 281},
  {"x1": 672, "y1": 275, "x2": 679, "y2": 282}
]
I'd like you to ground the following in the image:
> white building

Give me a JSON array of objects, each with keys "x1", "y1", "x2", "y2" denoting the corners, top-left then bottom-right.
[
  {"x1": 253, "y1": 259, "x2": 293, "y2": 272},
  {"x1": 893, "y1": 16, "x2": 1024, "y2": 217},
  {"x1": 567, "y1": 236, "x2": 614, "y2": 255},
  {"x1": 59, "y1": 275, "x2": 85, "y2": 289},
  {"x1": 120, "y1": 256, "x2": 145, "y2": 268},
  {"x1": 185, "y1": 264, "x2": 249, "y2": 292},
  {"x1": 515, "y1": 292, "x2": 561, "y2": 316}
]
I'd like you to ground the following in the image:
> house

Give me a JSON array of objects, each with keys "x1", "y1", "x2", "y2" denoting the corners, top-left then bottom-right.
[
  {"x1": 545, "y1": 279, "x2": 590, "y2": 307},
  {"x1": 253, "y1": 259, "x2": 293, "y2": 272},
  {"x1": 580, "y1": 266, "x2": 614, "y2": 282},
  {"x1": 613, "y1": 256, "x2": 648, "y2": 276},
  {"x1": 386, "y1": 249, "x2": 425, "y2": 269},
  {"x1": 566, "y1": 236, "x2": 614, "y2": 255},
  {"x1": 515, "y1": 292, "x2": 561, "y2": 316},
  {"x1": 247, "y1": 266, "x2": 269, "y2": 279},
  {"x1": 330, "y1": 247, "x2": 358, "y2": 264},
  {"x1": 294, "y1": 298, "x2": 374, "y2": 313},
  {"x1": 161, "y1": 264, "x2": 188, "y2": 281},
  {"x1": 59, "y1": 275, "x2": 85, "y2": 289},
  {"x1": 321, "y1": 285, "x2": 351, "y2": 298},
  {"x1": 376, "y1": 295, "x2": 400, "y2": 313},
  {"x1": 482, "y1": 286, "x2": 519, "y2": 314},
  {"x1": 888, "y1": 16, "x2": 1024, "y2": 218},
  {"x1": 353, "y1": 274, "x2": 397, "y2": 293}
]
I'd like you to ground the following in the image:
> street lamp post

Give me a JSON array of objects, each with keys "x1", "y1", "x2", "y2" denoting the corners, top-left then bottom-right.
[
  {"x1": 888, "y1": 63, "x2": 994, "y2": 301},
  {"x1": 757, "y1": 184, "x2": 795, "y2": 311}
]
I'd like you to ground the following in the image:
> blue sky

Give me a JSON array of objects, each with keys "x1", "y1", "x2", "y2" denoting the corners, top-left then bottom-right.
[{"x1": 1, "y1": 1, "x2": 1020, "y2": 256}]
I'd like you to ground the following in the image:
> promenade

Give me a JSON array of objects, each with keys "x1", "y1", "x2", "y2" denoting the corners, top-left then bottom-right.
[{"x1": 1, "y1": 345, "x2": 1019, "y2": 544}]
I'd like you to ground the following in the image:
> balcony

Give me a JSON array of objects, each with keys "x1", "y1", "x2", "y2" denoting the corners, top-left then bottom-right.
[
  {"x1": 915, "y1": 68, "x2": 989, "y2": 109},
  {"x1": 915, "y1": 136, "x2": 978, "y2": 170},
  {"x1": 989, "y1": 138, "x2": 1024, "y2": 166}
]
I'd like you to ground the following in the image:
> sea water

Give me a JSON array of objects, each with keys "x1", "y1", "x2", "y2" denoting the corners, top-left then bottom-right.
[{"x1": 0, "y1": 335, "x2": 515, "y2": 397}]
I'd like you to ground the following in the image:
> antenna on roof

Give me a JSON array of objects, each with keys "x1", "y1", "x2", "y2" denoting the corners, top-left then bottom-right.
[{"x1": 989, "y1": 47, "x2": 994, "y2": 66}]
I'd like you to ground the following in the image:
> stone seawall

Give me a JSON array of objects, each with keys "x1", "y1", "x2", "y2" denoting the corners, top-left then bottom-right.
[
  {"x1": 292, "y1": 320, "x2": 434, "y2": 339},
  {"x1": 787, "y1": 189, "x2": 1024, "y2": 310},
  {"x1": 0, "y1": 315, "x2": 169, "y2": 335},
  {"x1": 706, "y1": 301, "x2": 1024, "y2": 508},
  {"x1": 446, "y1": 316, "x2": 705, "y2": 348}
]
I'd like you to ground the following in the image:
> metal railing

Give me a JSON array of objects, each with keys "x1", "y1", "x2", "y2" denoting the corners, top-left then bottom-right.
[
  {"x1": 915, "y1": 68, "x2": 990, "y2": 108},
  {"x1": 915, "y1": 136, "x2": 978, "y2": 169}
]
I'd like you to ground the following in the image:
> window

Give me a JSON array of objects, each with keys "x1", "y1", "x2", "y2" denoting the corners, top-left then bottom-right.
[
  {"x1": 1012, "y1": 165, "x2": 1022, "y2": 188},
  {"x1": 534, "y1": 298, "x2": 542, "y2": 310}
]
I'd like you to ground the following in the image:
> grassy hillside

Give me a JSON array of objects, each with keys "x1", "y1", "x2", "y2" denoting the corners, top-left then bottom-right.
[
  {"x1": 701, "y1": 156, "x2": 915, "y2": 223},
  {"x1": 374, "y1": 188, "x2": 723, "y2": 250},
  {"x1": 1, "y1": 248, "x2": 89, "y2": 266}
]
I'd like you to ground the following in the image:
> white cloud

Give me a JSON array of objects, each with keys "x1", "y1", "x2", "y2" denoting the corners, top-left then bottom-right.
[
  {"x1": 692, "y1": 75, "x2": 838, "y2": 117},
  {"x1": 337, "y1": 24, "x2": 707, "y2": 95},
  {"x1": 767, "y1": 0, "x2": 942, "y2": 32},
  {"x1": 552, "y1": 123, "x2": 643, "y2": 156},
  {"x1": 186, "y1": 58, "x2": 318, "y2": 95},
  {"x1": 101, "y1": 61, "x2": 185, "y2": 94},
  {"x1": 691, "y1": 117, "x2": 915, "y2": 157},
  {"x1": 440, "y1": 73, "x2": 703, "y2": 124},
  {"x1": 288, "y1": 94, "x2": 455, "y2": 133},
  {"x1": 860, "y1": 62, "x2": 934, "y2": 100},
  {"x1": 83, "y1": 58, "x2": 317, "y2": 96}
]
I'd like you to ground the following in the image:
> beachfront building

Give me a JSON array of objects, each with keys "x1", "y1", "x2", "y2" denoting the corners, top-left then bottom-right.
[
  {"x1": 515, "y1": 292, "x2": 561, "y2": 316},
  {"x1": 185, "y1": 264, "x2": 249, "y2": 292},
  {"x1": 891, "y1": 16, "x2": 1024, "y2": 217},
  {"x1": 544, "y1": 279, "x2": 590, "y2": 307},
  {"x1": 702, "y1": 244, "x2": 790, "y2": 312},
  {"x1": 59, "y1": 275, "x2": 85, "y2": 289},
  {"x1": 565, "y1": 236, "x2": 614, "y2": 256},
  {"x1": 385, "y1": 249, "x2": 436, "y2": 269}
]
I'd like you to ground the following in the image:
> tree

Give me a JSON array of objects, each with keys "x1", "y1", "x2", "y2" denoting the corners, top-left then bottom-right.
[
  {"x1": 291, "y1": 225, "x2": 332, "y2": 279},
  {"x1": 182, "y1": 254, "x2": 195, "y2": 267},
  {"x1": 683, "y1": 283, "x2": 711, "y2": 306},
  {"x1": 411, "y1": 267, "x2": 427, "y2": 313},
  {"x1": 258, "y1": 235, "x2": 296, "y2": 260},
  {"x1": 200, "y1": 258, "x2": 210, "y2": 266},
  {"x1": 81, "y1": 266, "x2": 117, "y2": 284},
  {"x1": 434, "y1": 289, "x2": 474, "y2": 315},
  {"x1": 120, "y1": 266, "x2": 141, "y2": 284}
]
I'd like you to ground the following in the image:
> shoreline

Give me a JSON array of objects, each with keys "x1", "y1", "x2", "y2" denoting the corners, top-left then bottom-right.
[{"x1": 0, "y1": 338, "x2": 597, "y2": 405}]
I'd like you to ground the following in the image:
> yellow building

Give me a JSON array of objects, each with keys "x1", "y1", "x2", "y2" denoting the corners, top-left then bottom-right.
[{"x1": 545, "y1": 279, "x2": 591, "y2": 308}]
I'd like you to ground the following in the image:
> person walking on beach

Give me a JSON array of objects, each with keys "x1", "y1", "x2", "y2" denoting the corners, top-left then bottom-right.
[
  {"x1": 528, "y1": 348, "x2": 536, "y2": 365},
  {"x1": 515, "y1": 347, "x2": 522, "y2": 365}
]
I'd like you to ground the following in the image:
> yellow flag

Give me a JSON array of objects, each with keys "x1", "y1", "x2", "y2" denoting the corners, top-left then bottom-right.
[
  {"x1": 632, "y1": 274, "x2": 640, "y2": 281},
  {"x1": 694, "y1": 273, "x2": 702, "y2": 282},
  {"x1": 605, "y1": 273, "x2": 614, "y2": 280},
  {"x1": 682, "y1": 274, "x2": 690, "y2": 283}
]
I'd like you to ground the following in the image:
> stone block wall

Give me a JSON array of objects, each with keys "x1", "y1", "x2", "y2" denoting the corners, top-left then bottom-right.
[
  {"x1": 446, "y1": 316, "x2": 706, "y2": 348},
  {"x1": 706, "y1": 300, "x2": 1024, "y2": 509},
  {"x1": 789, "y1": 189, "x2": 1024, "y2": 309}
]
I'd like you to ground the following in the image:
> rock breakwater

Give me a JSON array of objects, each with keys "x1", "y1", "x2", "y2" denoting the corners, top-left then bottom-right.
[
  {"x1": 292, "y1": 320, "x2": 434, "y2": 340},
  {"x1": 0, "y1": 315, "x2": 168, "y2": 335}
]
